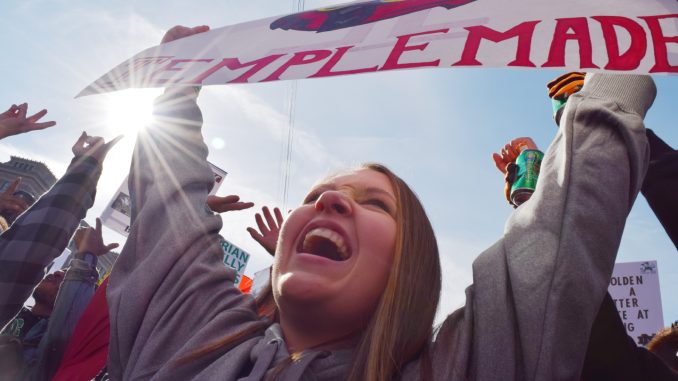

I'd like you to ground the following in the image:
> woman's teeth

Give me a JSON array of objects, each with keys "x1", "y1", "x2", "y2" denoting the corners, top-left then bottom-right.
[{"x1": 302, "y1": 227, "x2": 349, "y2": 261}]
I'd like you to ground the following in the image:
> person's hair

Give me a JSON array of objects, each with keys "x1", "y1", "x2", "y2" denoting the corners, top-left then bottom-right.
[
  {"x1": 346, "y1": 163, "x2": 441, "y2": 381},
  {"x1": 647, "y1": 322, "x2": 678, "y2": 371},
  {"x1": 178, "y1": 163, "x2": 441, "y2": 380}
]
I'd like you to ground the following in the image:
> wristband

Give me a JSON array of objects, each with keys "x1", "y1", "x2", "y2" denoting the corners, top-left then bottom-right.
[{"x1": 75, "y1": 251, "x2": 97, "y2": 268}]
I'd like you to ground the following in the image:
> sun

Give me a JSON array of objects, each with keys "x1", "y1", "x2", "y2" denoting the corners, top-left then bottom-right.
[{"x1": 104, "y1": 89, "x2": 158, "y2": 135}]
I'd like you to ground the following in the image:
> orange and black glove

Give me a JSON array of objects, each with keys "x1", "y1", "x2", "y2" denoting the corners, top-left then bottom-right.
[{"x1": 547, "y1": 72, "x2": 585, "y2": 126}]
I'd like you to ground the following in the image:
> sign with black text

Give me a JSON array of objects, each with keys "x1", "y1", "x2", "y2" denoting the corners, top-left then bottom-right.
[
  {"x1": 100, "y1": 162, "x2": 228, "y2": 237},
  {"x1": 608, "y1": 260, "x2": 664, "y2": 346}
]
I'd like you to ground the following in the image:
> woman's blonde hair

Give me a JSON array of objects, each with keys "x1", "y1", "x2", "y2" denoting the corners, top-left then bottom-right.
[{"x1": 179, "y1": 163, "x2": 441, "y2": 380}]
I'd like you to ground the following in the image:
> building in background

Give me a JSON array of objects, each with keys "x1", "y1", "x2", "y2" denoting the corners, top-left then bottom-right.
[{"x1": 0, "y1": 156, "x2": 56, "y2": 197}]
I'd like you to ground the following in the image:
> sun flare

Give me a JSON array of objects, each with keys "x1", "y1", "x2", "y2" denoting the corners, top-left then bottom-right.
[{"x1": 104, "y1": 89, "x2": 157, "y2": 135}]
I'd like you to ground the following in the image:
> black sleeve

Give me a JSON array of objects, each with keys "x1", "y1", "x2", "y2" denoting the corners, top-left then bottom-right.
[
  {"x1": 641, "y1": 129, "x2": 678, "y2": 250},
  {"x1": 581, "y1": 293, "x2": 678, "y2": 380}
]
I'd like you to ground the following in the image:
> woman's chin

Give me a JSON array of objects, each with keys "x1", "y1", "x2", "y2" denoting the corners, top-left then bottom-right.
[{"x1": 275, "y1": 270, "x2": 338, "y2": 305}]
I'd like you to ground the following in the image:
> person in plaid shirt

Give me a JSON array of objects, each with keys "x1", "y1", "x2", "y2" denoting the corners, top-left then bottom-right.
[{"x1": 0, "y1": 131, "x2": 120, "y2": 330}]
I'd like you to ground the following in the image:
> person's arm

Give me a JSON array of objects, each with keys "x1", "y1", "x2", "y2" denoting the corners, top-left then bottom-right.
[
  {"x1": 478, "y1": 74, "x2": 655, "y2": 380},
  {"x1": 424, "y1": 74, "x2": 656, "y2": 381},
  {"x1": 108, "y1": 85, "x2": 262, "y2": 379},
  {"x1": 107, "y1": 26, "x2": 264, "y2": 380},
  {"x1": 641, "y1": 129, "x2": 678, "y2": 249},
  {"x1": 30, "y1": 219, "x2": 118, "y2": 381},
  {"x1": 0, "y1": 133, "x2": 119, "y2": 330}
]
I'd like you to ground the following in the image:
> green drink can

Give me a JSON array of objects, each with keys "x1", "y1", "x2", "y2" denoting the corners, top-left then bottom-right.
[{"x1": 510, "y1": 149, "x2": 544, "y2": 206}]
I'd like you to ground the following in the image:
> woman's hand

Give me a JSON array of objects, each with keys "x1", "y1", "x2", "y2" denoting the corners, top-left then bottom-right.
[
  {"x1": 0, "y1": 103, "x2": 56, "y2": 140},
  {"x1": 0, "y1": 178, "x2": 28, "y2": 217},
  {"x1": 247, "y1": 206, "x2": 284, "y2": 256},
  {"x1": 71, "y1": 132, "x2": 122, "y2": 164},
  {"x1": 73, "y1": 218, "x2": 120, "y2": 256},
  {"x1": 206, "y1": 195, "x2": 254, "y2": 213},
  {"x1": 492, "y1": 137, "x2": 538, "y2": 174},
  {"x1": 161, "y1": 25, "x2": 210, "y2": 44}
]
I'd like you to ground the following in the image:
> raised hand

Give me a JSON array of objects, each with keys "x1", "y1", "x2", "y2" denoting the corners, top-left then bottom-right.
[
  {"x1": 71, "y1": 132, "x2": 123, "y2": 164},
  {"x1": 161, "y1": 25, "x2": 210, "y2": 44},
  {"x1": 247, "y1": 206, "x2": 284, "y2": 256},
  {"x1": 0, "y1": 103, "x2": 56, "y2": 139},
  {"x1": 547, "y1": 72, "x2": 585, "y2": 125},
  {"x1": 159, "y1": 25, "x2": 211, "y2": 96},
  {"x1": 0, "y1": 178, "x2": 28, "y2": 217},
  {"x1": 206, "y1": 195, "x2": 254, "y2": 213},
  {"x1": 547, "y1": 72, "x2": 585, "y2": 99},
  {"x1": 73, "y1": 218, "x2": 119, "y2": 256},
  {"x1": 492, "y1": 137, "x2": 538, "y2": 174}
]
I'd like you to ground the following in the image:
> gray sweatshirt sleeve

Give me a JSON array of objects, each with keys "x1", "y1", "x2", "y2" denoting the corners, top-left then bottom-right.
[
  {"x1": 107, "y1": 90, "x2": 259, "y2": 380},
  {"x1": 428, "y1": 74, "x2": 656, "y2": 381}
]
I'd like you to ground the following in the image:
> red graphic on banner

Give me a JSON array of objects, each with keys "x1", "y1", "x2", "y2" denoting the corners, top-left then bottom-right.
[{"x1": 271, "y1": 0, "x2": 478, "y2": 32}]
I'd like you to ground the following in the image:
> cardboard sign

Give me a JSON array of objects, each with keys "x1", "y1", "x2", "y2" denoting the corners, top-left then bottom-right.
[
  {"x1": 608, "y1": 260, "x2": 665, "y2": 346},
  {"x1": 100, "y1": 162, "x2": 227, "y2": 237},
  {"x1": 221, "y1": 238, "x2": 251, "y2": 286},
  {"x1": 79, "y1": 0, "x2": 677, "y2": 96}
]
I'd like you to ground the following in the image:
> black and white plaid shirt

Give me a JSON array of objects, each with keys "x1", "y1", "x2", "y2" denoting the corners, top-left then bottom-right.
[{"x1": 0, "y1": 155, "x2": 102, "y2": 329}]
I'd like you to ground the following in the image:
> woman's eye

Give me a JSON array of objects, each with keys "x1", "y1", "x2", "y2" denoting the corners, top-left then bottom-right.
[
  {"x1": 364, "y1": 199, "x2": 390, "y2": 213},
  {"x1": 303, "y1": 192, "x2": 320, "y2": 204}
]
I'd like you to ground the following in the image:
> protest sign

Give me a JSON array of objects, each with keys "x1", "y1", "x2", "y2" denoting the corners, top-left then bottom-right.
[
  {"x1": 239, "y1": 275, "x2": 253, "y2": 293},
  {"x1": 608, "y1": 260, "x2": 665, "y2": 346},
  {"x1": 100, "y1": 162, "x2": 227, "y2": 236},
  {"x1": 251, "y1": 267, "x2": 271, "y2": 297},
  {"x1": 79, "y1": 0, "x2": 677, "y2": 96},
  {"x1": 221, "y1": 239, "x2": 251, "y2": 286}
]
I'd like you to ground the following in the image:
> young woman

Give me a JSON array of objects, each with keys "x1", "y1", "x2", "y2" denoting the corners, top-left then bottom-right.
[{"x1": 106, "y1": 26, "x2": 657, "y2": 380}]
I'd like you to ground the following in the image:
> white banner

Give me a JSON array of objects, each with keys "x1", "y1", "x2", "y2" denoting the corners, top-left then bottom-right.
[
  {"x1": 100, "y1": 162, "x2": 228, "y2": 236},
  {"x1": 79, "y1": 0, "x2": 678, "y2": 96},
  {"x1": 608, "y1": 260, "x2": 665, "y2": 346}
]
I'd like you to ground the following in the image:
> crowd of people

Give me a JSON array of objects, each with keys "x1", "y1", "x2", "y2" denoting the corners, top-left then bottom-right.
[{"x1": 1, "y1": 24, "x2": 677, "y2": 381}]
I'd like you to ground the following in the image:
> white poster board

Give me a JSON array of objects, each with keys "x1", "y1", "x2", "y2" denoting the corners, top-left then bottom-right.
[
  {"x1": 608, "y1": 260, "x2": 665, "y2": 346},
  {"x1": 221, "y1": 238, "x2": 251, "y2": 286},
  {"x1": 100, "y1": 162, "x2": 227, "y2": 236}
]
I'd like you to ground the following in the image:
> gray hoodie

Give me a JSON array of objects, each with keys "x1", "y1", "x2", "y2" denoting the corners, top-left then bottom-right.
[{"x1": 107, "y1": 73, "x2": 656, "y2": 381}]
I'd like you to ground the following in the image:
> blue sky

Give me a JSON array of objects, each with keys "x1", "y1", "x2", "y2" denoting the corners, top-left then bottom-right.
[{"x1": 1, "y1": 0, "x2": 676, "y2": 324}]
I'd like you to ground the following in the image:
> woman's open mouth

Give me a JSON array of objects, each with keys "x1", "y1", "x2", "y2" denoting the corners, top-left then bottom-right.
[{"x1": 299, "y1": 227, "x2": 351, "y2": 261}]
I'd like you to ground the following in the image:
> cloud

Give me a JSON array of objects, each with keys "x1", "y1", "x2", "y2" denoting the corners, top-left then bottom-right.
[
  {"x1": 200, "y1": 84, "x2": 348, "y2": 208},
  {"x1": 435, "y1": 234, "x2": 485, "y2": 325}
]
